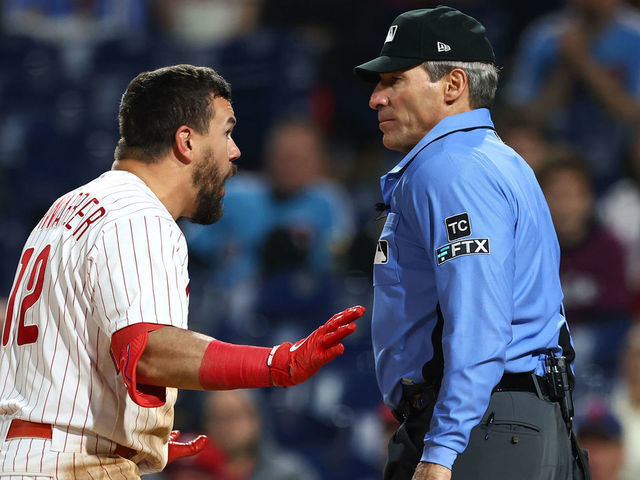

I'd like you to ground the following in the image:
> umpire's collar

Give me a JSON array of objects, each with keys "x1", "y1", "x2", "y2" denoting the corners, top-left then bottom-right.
[{"x1": 380, "y1": 108, "x2": 494, "y2": 203}]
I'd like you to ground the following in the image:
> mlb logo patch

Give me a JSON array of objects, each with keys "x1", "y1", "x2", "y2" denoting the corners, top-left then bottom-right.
[
  {"x1": 374, "y1": 240, "x2": 389, "y2": 264},
  {"x1": 385, "y1": 25, "x2": 398, "y2": 43}
]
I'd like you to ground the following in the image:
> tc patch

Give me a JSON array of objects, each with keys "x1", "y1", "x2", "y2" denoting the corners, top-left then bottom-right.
[
  {"x1": 445, "y1": 212, "x2": 471, "y2": 241},
  {"x1": 436, "y1": 238, "x2": 490, "y2": 265},
  {"x1": 374, "y1": 240, "x2": 389, "y2": 264}
]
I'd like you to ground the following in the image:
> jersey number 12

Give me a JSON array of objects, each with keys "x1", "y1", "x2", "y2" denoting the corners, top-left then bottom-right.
[{"x1": 2, "y1": 244, "x2": 51, "y2": 347}]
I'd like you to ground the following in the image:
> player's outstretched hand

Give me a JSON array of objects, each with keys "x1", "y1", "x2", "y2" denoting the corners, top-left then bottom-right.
[
  {"x1": 167, "y1": 430, "x2": 209, "y2": 464},
  {"x1": 268, "y1": 305, "x2": 366, "y2": 387}
]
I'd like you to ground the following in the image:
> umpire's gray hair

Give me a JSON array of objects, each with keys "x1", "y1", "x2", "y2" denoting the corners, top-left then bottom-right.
[{"x1": 422, "y1": 61, "x2": 499, "y2": 109}]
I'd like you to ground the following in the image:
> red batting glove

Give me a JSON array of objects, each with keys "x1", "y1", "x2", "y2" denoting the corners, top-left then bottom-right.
[
  {"x1": 167, "y1": 430, "x2": 209, "y2": 464},
  {"x1": 268, "y1": 305, "x2": 366, "y2": 387}
]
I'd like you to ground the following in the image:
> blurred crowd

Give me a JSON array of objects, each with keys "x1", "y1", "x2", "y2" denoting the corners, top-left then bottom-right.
[{"x1": 3, "y1": 1, "x2": 640, "y2": 479}]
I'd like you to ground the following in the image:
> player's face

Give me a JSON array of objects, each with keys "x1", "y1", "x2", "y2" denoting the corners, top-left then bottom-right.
[
  {"x1": 369, "y1": 65, "x2": 447, "y2": 153},
  {"x1": 190, "y1": 97, "x2": 240, "y2": 225}
]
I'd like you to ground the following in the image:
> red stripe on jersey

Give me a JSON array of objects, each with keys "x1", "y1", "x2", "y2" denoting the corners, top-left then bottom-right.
[
  {"x1": 54, "y1": 239, "x2": 86, "y2": 430},
  {"x1": 87, "y1": 467, "x2": 97, "y2": 480},
  {"x1": 102, "y1": 234, "x2": 120, "y2": 321},
  {"x1": 144, "y1": 218, "x2": 159, "y2": 323},
  {"x1": 39, "y1": 251, "x2": 73, "y2": 424},
  {"x1": 114, "y1": 223, "x2": 131, "y2": 308},
  {"x1": 25, "y1": 438, "x2": 34, "y2": 470},
  {"x1": 128, "y1": 219, "x2": 143, "y2": 323},
  {"x1": 80, "y1": 320, "x2": 98, "y2": 450},
  {"x1": 96, "y1": 455, "x2": 114, "y2": 480},
  {"x1": 159, "y1": 219, "x2": 173, "y2": 324}
]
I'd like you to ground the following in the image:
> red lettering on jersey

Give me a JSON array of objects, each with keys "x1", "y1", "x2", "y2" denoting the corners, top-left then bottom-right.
[
  {"x1": 69, "y1": 192, "x2": 90, "y2": 211},
  {"x1": 72, "y1": 206, "x2": 106, "y2": 241},
  {"x1": 50, "y1": 195, "x2": 76, "y2": 228},
  {"x1": 17, "y1": 245, "x2": 50, "y2": 345},
  {"x1": 39, "y1": 197, "x2": 66, "y2": 230},
  {"x1": 59, "y1": 192, "x2": 89, "y2": 228},
  {"x1": 2, "y1": 248, "x2": 34, "y2": 346},
  {"x1": 65, "y1": 197, "x2": 98, "y2": 231}
]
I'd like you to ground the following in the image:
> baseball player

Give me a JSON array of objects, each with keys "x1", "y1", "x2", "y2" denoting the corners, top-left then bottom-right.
[{"x1": 0, "y1": 64, "x2": 365, "y2": 479}]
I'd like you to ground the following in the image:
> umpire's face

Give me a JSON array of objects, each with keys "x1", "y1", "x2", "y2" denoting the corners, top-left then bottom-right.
[{"x1": 369, "y1": 64, "x2": 448, "y2": 154}]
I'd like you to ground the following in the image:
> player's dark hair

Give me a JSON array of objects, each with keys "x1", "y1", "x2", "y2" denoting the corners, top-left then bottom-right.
[{"x1": 114, "y1": 64, "x2": 232, "y2": 163}]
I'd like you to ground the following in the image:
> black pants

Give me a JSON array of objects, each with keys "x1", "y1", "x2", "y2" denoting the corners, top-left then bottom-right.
[{"x1": 384, "y1": 391, "x2": 583, "y2": 480}]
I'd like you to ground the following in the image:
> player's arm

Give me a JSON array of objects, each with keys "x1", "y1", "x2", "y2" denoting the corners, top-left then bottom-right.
[{"x1": 109, "y1": 306, "x2": 365, "y2": 406}]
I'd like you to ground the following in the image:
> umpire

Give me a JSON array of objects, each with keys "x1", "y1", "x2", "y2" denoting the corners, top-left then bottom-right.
[{"x1": 354, "y1": 7, "x2": 591, "y2": 480}]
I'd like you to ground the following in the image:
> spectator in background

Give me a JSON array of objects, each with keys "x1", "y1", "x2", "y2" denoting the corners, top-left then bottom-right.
[
  {"x1": 150, "y1": 0, "x2": 319, "y2": 170},
  {"x1": 612, "y1": 325, "x2": 640, "y2": 480},
  {"x1": 152, "y1": 0, "x2": 261, "y2": 48},
  {"x1": 575, "y1": 403, "x2": 625, "y2": 480},
  {"x1": 171, "y1": 389, "x2": 321, "y2": 480},
  {"x1": 1, "y1": 0, "x2": 148, "y2": 42},
  {"x1": 184, "y1": 117, "x2": 355, "y2": 338},
  {"x1": 493, "y1": 107, "x2": 551, "y2": 174},
  {"x1": 599, "y1": 132, "x2": 640, "y2": 316},
  {"x1": 538, "y1": 153, "x2": 632, "y2": 376},
  {"x1": 505, "y1": 0, "x2": 640, "y2": 192}
]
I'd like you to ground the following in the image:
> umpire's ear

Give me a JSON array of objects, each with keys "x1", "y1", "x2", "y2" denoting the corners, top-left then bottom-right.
[
  {"x1": 172, "y1": 125, "x2": 195, "y2": 164},
  {"x1": 443, "y1": 68, "x2": 469, "y2": 105}
]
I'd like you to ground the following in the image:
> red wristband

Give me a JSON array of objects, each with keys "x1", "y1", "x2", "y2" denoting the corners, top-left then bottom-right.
[{"x1": 198, "y1": 339, "x2": 273, "y2": 389}]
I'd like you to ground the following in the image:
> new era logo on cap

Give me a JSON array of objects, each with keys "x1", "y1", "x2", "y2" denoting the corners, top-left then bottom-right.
[
  {"x1": 385, "y1": 25, "x2": 398, "y2": 43},
  {"x1": 437, "y1": 41, "x2": 451, "y2": 52}
]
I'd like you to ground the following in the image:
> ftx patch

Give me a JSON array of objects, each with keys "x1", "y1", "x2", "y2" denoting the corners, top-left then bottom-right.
[{"x1": 436, "y1": 238, "x2": 490, "y2": 265}]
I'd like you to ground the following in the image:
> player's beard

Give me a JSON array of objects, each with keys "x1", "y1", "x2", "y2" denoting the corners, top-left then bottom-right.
[{"x1": 190, "y1": 147, "x2": 237, "y2": 225}]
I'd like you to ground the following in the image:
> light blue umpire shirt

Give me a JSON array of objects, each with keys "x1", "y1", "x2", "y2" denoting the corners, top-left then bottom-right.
[{"x1": 372, "y1": 108, "x2": 571, "y2": 469}]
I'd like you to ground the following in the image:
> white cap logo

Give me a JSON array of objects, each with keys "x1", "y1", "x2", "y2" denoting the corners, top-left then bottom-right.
[
  {"x1": 385, "y1": 25, "x2": 398, "y2": 43},
  {"x1": 437, "y1": 42, "x2": 451, "y2": 52}
]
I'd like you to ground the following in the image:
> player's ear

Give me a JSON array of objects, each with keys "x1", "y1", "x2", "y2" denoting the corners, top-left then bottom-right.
[{"x1": 173, "y1": 126, "x2": 195, "y2": 165}]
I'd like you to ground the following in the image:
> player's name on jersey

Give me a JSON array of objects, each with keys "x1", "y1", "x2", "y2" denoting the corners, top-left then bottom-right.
[{"x1": 35, "y1": 191, "x2": 106, "y2": 241}]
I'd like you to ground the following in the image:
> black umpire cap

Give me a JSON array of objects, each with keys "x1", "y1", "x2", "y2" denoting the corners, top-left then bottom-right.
[{"x1": 354, "y1": 6, "x2": 495, "y2": 83}]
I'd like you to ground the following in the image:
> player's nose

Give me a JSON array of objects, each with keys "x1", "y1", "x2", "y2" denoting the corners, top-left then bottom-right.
[{"x1": 228, "y1": 137, "x2": 241, "y2": 161}]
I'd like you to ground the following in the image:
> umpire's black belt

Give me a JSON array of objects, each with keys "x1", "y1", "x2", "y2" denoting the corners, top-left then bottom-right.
[
  {"x1": 393, "y1": 372, "x2": 549, "y2": 421},
  {"x1": 494, "y1": 372, "x2": 550, "y2": 397}
]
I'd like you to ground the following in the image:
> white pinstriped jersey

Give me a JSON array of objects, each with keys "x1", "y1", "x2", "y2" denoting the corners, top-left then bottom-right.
[{"x1": 0, "y1": 170, "x2": 190, "y2": 474}]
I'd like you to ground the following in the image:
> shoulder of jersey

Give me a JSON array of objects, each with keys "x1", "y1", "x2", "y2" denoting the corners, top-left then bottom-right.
[{"x1": 90, "y1": 171, "x2": 174, "y2": 224}]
